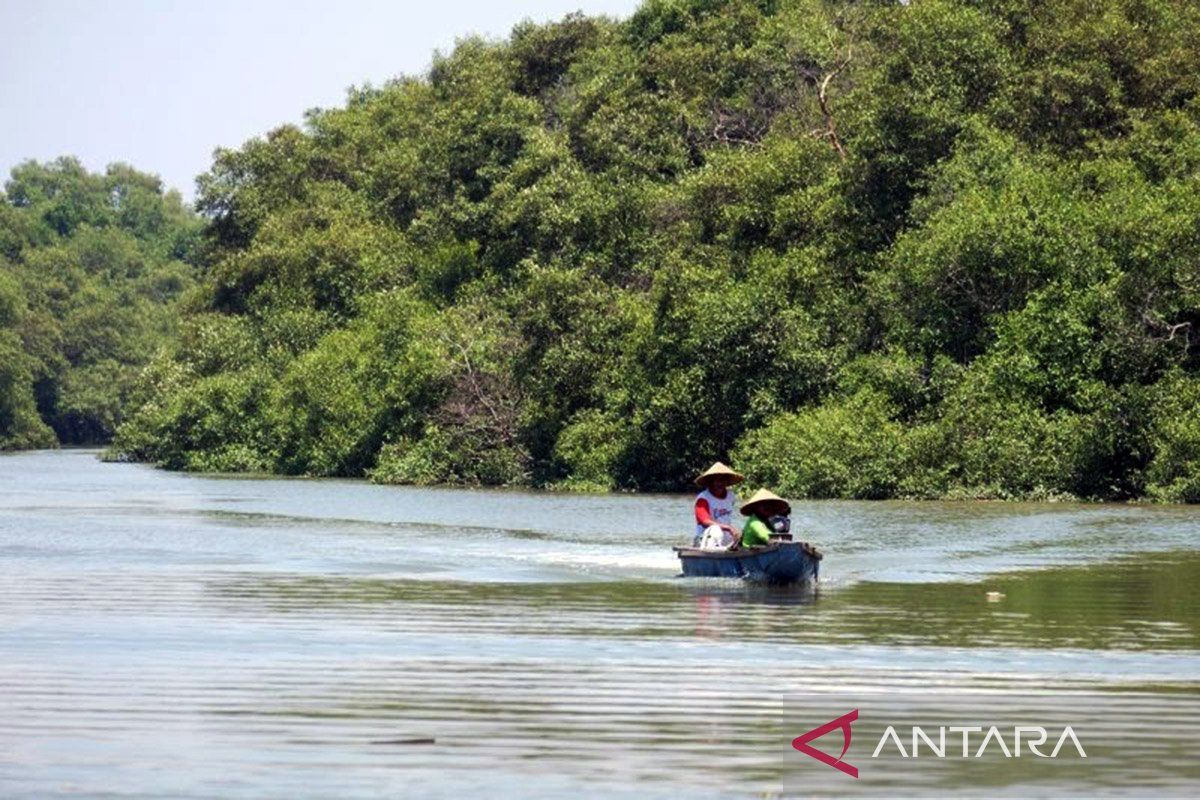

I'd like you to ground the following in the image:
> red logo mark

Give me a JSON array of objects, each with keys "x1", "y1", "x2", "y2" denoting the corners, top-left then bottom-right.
[{"x1": 792, "y1": 709, "x2": 859, "y2": 778}]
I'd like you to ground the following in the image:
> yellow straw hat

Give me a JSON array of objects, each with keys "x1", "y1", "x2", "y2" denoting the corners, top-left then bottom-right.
[
  {"x1": 740, "y1": 488, "x2": 791, "y2": 517},
  {"x1": 694, "y1": 461, "x2": 745, "y2": 488}
]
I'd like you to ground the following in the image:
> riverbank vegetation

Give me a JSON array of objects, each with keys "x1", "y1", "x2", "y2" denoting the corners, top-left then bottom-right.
[
  {"x1": 8, "y1": 0, "x2": 1200, "y2": 501},
  {"x1": 0, "y1": 159, "x2": 199, "y2": 449}
]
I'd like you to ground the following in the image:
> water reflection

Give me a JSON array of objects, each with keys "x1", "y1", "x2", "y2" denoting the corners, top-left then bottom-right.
[
  {"x1": 199, "y1": 550, "x2": 1199, "y2": 652},
  {"x1": 688, "y1": 585, "x2": 818, "y2": 640}
]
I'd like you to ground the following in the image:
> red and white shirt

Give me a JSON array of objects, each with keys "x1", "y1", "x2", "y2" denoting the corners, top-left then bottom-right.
[{"x1": 694, "y1": 488, "x2": 738, "y2": 540}]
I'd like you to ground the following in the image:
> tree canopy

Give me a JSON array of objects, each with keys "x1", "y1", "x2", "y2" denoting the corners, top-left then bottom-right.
[
  {"x1": 0, "y1": 158, "x2": 200, "y2": 449},
  {"x1": 44, "y1": 0, "x2": 1200, "y2": 501}
]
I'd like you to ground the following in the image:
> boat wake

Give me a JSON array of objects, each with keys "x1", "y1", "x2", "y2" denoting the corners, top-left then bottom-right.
[{"x1": 522, "y1": 549, "x2": 680, "y2": 573}]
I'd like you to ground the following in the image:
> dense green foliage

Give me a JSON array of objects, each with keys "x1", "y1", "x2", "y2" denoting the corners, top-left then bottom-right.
[
  {"x1": 108, "y1": 0, "x2": 1200, "y2": 501},
  {"x1": 0, "y1": 159, "x2": 200, "y2": 449}
]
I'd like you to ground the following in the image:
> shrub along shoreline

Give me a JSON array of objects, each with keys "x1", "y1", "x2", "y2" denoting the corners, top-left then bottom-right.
[{"x1": 7, "y1": 1, "x2": 1200, "y2": 502}]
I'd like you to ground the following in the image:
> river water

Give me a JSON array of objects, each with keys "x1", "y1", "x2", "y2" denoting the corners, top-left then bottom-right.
[{"x1": 1, "y1": 450, "x2": 1198, "y2": 797}]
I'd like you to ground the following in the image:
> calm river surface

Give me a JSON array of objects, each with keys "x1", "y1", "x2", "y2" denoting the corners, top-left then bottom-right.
[{"x1": 2, "y1": 450, "x2": 1198, "y2": 797}]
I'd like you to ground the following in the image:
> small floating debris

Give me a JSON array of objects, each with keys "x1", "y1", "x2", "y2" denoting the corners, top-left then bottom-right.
[
  {"x1": 370, "y1": 737, "x2": 436, "y2": 745},
  {"x1": 986, "y1": 591, "x2": 1006, "y2": 602}
]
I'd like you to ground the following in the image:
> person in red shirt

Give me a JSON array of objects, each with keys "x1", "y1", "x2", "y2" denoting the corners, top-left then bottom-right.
[{"x1": 692, "y1": 462, "x2": 743, "y2": 548}]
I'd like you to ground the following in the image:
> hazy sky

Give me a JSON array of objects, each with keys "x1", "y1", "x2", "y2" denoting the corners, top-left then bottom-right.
[{"x1": 0, "y1": 0, "x2": 640, "y2": 200}]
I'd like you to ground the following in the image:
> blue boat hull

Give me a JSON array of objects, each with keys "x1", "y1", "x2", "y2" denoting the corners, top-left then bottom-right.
[{"x1": 674, "y1": 541, "x2": 821, "y2": 585}]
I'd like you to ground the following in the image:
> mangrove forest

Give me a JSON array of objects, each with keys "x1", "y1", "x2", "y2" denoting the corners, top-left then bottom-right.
[{"x1": 3, "y1": 0, "x2": 1200, "y2": 502}]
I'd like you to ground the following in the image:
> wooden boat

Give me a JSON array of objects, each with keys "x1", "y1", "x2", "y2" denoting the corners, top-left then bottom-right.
[{"x1": 673, "y1": 537, "x2": 822, "y2": 585}]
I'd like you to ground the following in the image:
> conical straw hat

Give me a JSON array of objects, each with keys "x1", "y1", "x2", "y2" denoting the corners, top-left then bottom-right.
[
  {"x1": 740, "y1": 488, "x2": 791, "y2": 517},
  {"x1": 694, "y1": 461, "x2": 744, "y2": 487}
]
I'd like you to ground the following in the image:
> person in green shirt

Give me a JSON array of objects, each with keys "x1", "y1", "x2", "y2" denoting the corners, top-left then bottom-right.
[{"x1": 738, "y1": 488, "x2": 791, "y2": 548}]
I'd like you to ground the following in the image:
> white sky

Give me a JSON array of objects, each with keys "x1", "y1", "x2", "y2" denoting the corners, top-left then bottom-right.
[{"x1": 0, "y1": 0, "x2": 641, "y2": 200}]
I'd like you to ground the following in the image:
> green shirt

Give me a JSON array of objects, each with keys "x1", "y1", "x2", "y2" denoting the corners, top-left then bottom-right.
[{"x1": 741, "y1": 516, "x2": 773, "y2": 548}]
